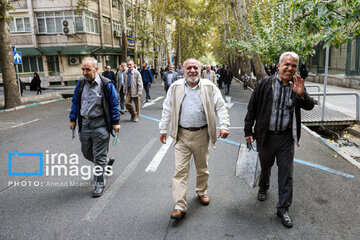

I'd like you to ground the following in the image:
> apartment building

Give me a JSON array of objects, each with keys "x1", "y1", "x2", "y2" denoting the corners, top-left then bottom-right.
[{"x1": 1, "y1": 0, "x2": 135, "y2": 86}]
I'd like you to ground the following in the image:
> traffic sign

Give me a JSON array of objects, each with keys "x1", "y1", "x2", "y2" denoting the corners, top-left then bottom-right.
[{"x1": 13, "y1": 51, "x2": 22, "y2": 64}]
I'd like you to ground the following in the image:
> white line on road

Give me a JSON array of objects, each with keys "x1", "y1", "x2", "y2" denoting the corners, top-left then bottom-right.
[
  {"x1": 225, "y1": 96, "x2": 234, "y2": 108},
  {"x1": 142, "y1": 96, "x2": 164, "y2": 108},
  {"x1": 82, "y1": 137, "x2": 157, "y2": 222},
  {"x1": 10, "y1": 119, "x2": 40, "y2": 128},
  {"x1": 145, "y1": 137, "x2": 173, "y2": 172}
]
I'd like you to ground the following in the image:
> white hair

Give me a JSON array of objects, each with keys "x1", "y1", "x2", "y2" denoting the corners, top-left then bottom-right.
[
  {"x1": 279, "y1": 52, "x2": 299, "y2": 64},
  {"x1": 82, "y1": 57, "x2": 98, "y2": 68},
  {"x1": 183, "y1": 58, "x2": 201, "y2": 69}
]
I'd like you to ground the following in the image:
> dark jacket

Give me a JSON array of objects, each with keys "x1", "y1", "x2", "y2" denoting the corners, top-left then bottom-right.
[
  {"x1": 224, "y1": 71, "x2": 233, "y2": 85},
  {"x1": 102, "y1": 71, "x2": 117, "y2": 88},
  {"x1": 162, "y1": 71, "x2": 179, "y2": 91},
  {"x1": 69, "y1": 74, "x2": 120, "y2": 137},
  {"x1": 140, "y1": 68, "x2": 154, "y2": 84},
  {"x1": 244, "y1": 75, "x2": 315, "y2": 146}
]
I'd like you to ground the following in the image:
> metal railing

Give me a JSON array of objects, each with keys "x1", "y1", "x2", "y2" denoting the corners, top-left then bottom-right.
[
  {"x1": 305, "y1": 84, "x2": 321, "y2": 104},
  {"x1": 308, "y1": 92, "x2": 360, "y2": 121}
]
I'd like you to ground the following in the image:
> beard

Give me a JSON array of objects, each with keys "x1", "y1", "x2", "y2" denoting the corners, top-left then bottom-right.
[{"x1": 185, "y1": 73, "x2": 200, "y2": 84}]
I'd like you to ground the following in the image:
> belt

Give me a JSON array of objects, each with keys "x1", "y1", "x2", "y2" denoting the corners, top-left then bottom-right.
[
  {"x1": 179, "y1": 125, "x2": 208, "y2": 131},
  {"x1": 81, "y1": 115, "x2": 104, "y2": 120},
  {"x1": 268, "y1": 129, "x2": 291, "y2": 135}
]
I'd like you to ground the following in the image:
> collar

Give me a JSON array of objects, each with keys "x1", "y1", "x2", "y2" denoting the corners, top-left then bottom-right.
[{"x1": 276, "y1": 73, "x2": 290, "y2": 86}]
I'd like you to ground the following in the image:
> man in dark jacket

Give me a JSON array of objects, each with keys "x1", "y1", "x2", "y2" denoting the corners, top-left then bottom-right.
[
  {"x1": 140, "y1": 63, "x2": 154, "y2": 102},
  {"x1": 244, "y1": 52, "x2": 314, "y2": 228},
  {"x1": 102, "y1": 66, "x2": 117, "y2": 88},
  {"x1": 69, "y1": 57, "x2": 120, "y2": 197},
  {"x1": 161, "y1": 64, "x2": 179, "y2": 93}
]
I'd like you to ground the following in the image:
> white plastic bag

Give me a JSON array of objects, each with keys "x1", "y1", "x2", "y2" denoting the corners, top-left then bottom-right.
[{"x1": 235, "y1": 143, "x2": 261, "y2": 188}]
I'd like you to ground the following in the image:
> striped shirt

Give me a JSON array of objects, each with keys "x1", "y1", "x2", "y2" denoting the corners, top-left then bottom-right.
[{"x1": 268, "y1": 74, "x2": 294, "y2": 131}]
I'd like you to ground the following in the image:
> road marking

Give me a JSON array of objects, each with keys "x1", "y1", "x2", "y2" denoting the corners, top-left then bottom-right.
[
  {"x1": 225, "y1": 96, "x2": 234, "y2": 108},
  {"x1": 139, "y1": 114, "x2": 355, "y2": 179},
  {"x1": 217, "y1": 127, "x2": 244, "y2": 129},
  {"x1": 82, "y1": 137, "x2": 157, "y2": 222},
  {"x1": 10, "y1": 119, "x2": 39, "y2": 128},
  {"x1": 231, "y1": 100, "x2": 248, "y2": 105},
  {"x1": 139, "y1": 114, "x2": 161, "y2": 122},
  {"x1": 0, "y1": 122, "x2": 21, "y2": 125},
  {"x1": 143, "y1": 96, "x2": 164, "y2": 108},
  {"x1": 145, "y1": 137, "x2": 173, "y2": 172}
]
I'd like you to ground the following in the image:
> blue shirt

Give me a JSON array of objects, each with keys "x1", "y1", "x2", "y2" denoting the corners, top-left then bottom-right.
[{"x1": 127, "y1": 69, "x2": 132, "y2": 87}]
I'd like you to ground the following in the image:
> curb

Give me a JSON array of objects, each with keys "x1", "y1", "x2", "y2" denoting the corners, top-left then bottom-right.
[
  {"x1": 0, "y1": 98, "x2": 64, "y2": 113},
  {"x1": 236, "y1": 76, "x2": 360, "y2": 169}
]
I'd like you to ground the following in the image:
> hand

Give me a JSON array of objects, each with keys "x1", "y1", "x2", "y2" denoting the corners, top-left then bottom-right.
[
  {"x1": 161, "y1": 83, "x2": 164, "y2": 87},
  {"x1": 217, "y1": 129, "x2": 229, "y2": 139},
  {"x1": 116, "y1": 89, "x2": 119, "y2": 92},
  {"x1": 70, "y1": 122, "x2": 76, "y2": 130},
  {"x1": 160, "y1": 133, "x2": 167, "y2": 144},
  {"x1": 138, "y1": 94, "x2": 142, "y2": 97},
  {"x1": 245, "y1": 136, "x2": 253, "y2": 143},
  {"x1": 113, "y1": 124, "x2": 121, "y2": 132},
  {"x1": 289, "y1": 74, "x2": 304, "y2": 97}
]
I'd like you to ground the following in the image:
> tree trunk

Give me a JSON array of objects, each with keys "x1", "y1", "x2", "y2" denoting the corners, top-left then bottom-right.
[
  {"x1": 134, "y1": 1, "x2": 138, "y2": 65},
  {"x1": 175, "y1": 18, "x2": 181, "y2": 66},
  {"x1": 120, "y1": 0, "x2": 127, "y2": 63},
  {"x1": 0, "y1": 1, "x2": 21, "y2": 109}
]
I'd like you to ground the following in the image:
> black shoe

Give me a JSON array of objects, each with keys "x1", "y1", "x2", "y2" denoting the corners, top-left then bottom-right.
[
  {"x1": 108, "y1": 158, "x2": 115, "y2": 166},
  {"x1": 130, "y1": 116, "x2": 135, "y2": 121},
  {"x1": 277, "y1": 211, "x2": 293, "y2": 228},
  {"x1": 93, "y1": 185, "x2": 105, "y2": 197},
  {"x1": 257, "y1": 190, "x2": 268, "y2": 201}
]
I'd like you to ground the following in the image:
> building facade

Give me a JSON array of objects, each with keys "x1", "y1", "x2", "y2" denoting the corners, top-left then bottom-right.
[{"x1": 0, "y1": 0, "x2": 136, "y2": 86}]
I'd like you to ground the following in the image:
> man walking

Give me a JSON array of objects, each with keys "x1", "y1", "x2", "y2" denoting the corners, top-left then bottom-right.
[
  {"x1": 244, "y1": 52, "x2": 315, "y2": 228},
  {"x1": 241, "y1": 73, "x2": 250, "y2": 90},
  {"x1": 159, "y1": 58, "x2": 230, "y2": 220},
  {"x1": 161, "y1": 64, "x2": 179, "y2": 94},
  {"x1": 124, "y1": 60, "x2": 143, "y2": 122},
  {"x1": 201, "y1": 64, "x2": 216, "y2": 84},
  {"x1": 116, "y1": 63, "x2": 127, "y2": 114},
  {"x1": 102, "y1": 66, "x2": 117, "y2": 88},
  {"x1": 69, "y1": 57, "x2": 120, "y2": 197},
  {"x1": 175, "y1": 63, "x2": 184, "y2": 79},
  {"x1": 140, "y1": 63, "x2": 154, "y2": 102}
]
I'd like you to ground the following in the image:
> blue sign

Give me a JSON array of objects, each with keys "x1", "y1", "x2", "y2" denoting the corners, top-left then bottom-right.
[
  {"x1": 8, "y1": 150, "x2": 43, "y2": 176},
  {"x1": 13, "y1": 51, "x2": 22, "y2": 64}
]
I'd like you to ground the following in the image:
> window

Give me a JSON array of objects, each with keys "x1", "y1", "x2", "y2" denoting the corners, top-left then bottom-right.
[
  {"x1": 46, "y1": 56, "x2": 59, "y2": 75},
  {"x1": 9, "y1": 17, "x2": 31, "y2": 32},
  {"x1": 103, "y1": 16, "x2": 110, "y2": 23},
  {"x1": 36, "y1": 11, "x2": 84, "y2": 34},
  {"x1": 85, "y1": 12, "x2": 99, "y2": 34},
  {"x1": 17, "y1": 56, "x2": 43, "y2": 73},
  {"x1": 113, "y1": 20, "x2": 121, "y2": 32}
]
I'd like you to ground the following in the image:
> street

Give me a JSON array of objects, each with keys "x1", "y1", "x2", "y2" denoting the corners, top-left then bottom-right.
[{"x1": 1, "y1": 82, "x2": 359, "y2": 240}]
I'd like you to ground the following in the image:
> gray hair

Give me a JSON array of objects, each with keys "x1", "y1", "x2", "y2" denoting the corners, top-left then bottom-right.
[
  {"x1": 128, "y1": 60, "x2": 134, "y2": 64},
  {"x1": 279, "y1": 52, "x2": 299, "y2": 64},
  {"x1": 82, "y1": 57, "x2": 98, "y2": 68},
  {"x1": 183, "y1": 58, "x2": 201, "y2": 69}
]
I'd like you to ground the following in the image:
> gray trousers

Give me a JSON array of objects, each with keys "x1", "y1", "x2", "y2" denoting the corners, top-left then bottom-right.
[
  {"x1": 79, "y1": 117, "x2": 110, "y2": 186},
  {"x1": 257, "y1": 130, "x2": 294, "y2": 214}
]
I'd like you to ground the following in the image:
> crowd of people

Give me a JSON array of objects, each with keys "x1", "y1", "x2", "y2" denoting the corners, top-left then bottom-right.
[{"x1": 69, "y1": 53, "x2": 314, "y2": 229}]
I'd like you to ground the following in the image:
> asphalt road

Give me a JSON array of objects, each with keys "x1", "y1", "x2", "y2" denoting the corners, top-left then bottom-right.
[{"x1": 0, "y1": 82, "x2": 359, "y2": 240}]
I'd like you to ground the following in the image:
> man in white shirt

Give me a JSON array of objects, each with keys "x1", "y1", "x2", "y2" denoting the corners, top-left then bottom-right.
[{"x1": 159, "y1": 59, "x2": 230, "y2": 220}]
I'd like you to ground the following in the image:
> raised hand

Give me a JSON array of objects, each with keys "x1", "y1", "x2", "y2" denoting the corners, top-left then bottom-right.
[{"x1": 289, "y1": 74, "x2": 304, "y2": 97}]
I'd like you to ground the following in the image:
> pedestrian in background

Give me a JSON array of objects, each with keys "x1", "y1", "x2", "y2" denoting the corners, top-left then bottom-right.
[
  {"x1": 299, "y1": 62, "x2": 308, "y2": 81},
  {"x1": 241, "y1": 73, "x2": 250, "y2": 90},
  {"x1": 103, "y1": 66, "x2": 117, "y2": 88},
  {"x1": 201, "y1": 65, "x2": 216, "y2": 84},
  {"x1": 161, "y1": 64, "x2": 179, "y2": 94},
  {"x1": 32, "y1": 72, "x2": 42, "y2": 95},
  {"x1": 224, "y1": 67, "x2": 233, "y2": 95},
  {"x1": 175, "y1": 63, "x2": 184, "y2": 79},
  {"x1": 124, "y1": 60, "x2": 143, "y2": 122},
  {"x1": 159, "y1": 58, "x2": 230, "y2": 220},
  {"x1": 244, "y1": 52, "x2": 315, "y2": 228},
  {"x1": 69, "y1": 57, "x2": 120, "y2": 197},
  {"x1": 116, "y1": 63, "x2": 126, "y2": 114},
  {"x1": 140, "y1": 63, "x2": 154, "y2": 102}
]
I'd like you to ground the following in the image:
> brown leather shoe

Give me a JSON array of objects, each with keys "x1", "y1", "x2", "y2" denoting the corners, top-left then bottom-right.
[
  {"x1": 170, "y1": 209, "x2": 186, "y2": 220},
  {"x1": 198, "y1": 194, "x2": 210, "y2": 205}
]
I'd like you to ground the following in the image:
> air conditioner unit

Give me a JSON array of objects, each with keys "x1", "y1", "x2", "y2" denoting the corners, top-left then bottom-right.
[
  {"x1": 68, "y1": 56, "x2": 81, "y2": 65},
  {"x1": 114, "y1": 30, "x2": 121, "y2": 38},
  {"x1": 62, "y1": 19, "x2": 75, "y2": 34}
]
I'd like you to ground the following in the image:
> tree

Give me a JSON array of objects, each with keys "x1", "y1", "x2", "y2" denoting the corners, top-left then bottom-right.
[{"x1": 0, "y1": 0, "x2": 21, "y2": 109}]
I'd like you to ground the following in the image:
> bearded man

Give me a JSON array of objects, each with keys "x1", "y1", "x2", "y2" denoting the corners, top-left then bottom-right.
[{"x1": 159, "y1": 58, "x2": 230, "y2": 220}]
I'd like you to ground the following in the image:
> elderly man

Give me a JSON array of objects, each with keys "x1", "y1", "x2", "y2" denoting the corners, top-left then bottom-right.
[
  {"x1": 201, "y1": 65, "x2": 216, "y2": 84},
  {"x1": 124, "y1": 60, "x2": 143, "y2": 122},
  {"x1": 102, "y1": 66, "x2": 117, "y2": 88},
  {"x1": 116, "y1": 63, "x2": 127, "y2": 114},
  {"x1": 175, "y1": 63, "x2": 184, "y2": 78},
  {"x1": 159, "y1": 58, "x2": 230, "y2": 220},
  {"x1": 244, "y1": 52, "x2": 315, "y2": 228},
  {"x1": 69, "y1": 57, "x2": 120, "y2": 197},
  {"x1": 161, "y1": 64, "x2": 179, "y2": 93}
]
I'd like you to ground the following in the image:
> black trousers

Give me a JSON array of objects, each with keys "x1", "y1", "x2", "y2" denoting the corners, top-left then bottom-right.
[{"x1": 257, "y1": 130, "x2": 294, "y2": 214}]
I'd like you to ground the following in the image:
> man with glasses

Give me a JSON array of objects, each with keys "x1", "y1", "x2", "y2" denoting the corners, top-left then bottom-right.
[
  {"x1": 159, "y1": 58, "x2": 230, "y2": 220},
  {"x1": 69, "y1": 57, "x2": 120, "y2": 197}
]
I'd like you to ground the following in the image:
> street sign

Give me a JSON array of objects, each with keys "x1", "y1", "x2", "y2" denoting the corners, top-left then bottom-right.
[{"x1": 13, "y1": 51, "x2": 22, "y2": 64}]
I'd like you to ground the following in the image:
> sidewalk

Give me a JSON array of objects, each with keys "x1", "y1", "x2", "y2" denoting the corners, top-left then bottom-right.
[{"x1": 0, "y1": 86, "x2": 75, "y2": 109}]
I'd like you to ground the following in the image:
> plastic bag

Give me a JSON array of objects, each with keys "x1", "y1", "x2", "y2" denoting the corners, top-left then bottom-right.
[{"x1": 235, "y1": 142, "x2": 261, "y2": 188}]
